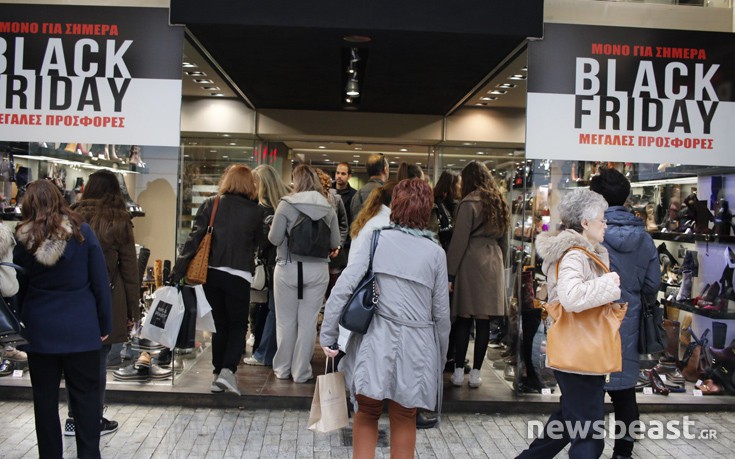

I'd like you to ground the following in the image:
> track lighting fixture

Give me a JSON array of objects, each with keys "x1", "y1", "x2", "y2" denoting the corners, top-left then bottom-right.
[{"x1": 345, "y1": 48, "x2": 361, "y2": 97}]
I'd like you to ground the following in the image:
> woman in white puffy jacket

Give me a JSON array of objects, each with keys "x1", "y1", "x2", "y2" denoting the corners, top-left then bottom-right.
[{"x1": 516, "y1": 188, "x2": 621, "y2": 459}]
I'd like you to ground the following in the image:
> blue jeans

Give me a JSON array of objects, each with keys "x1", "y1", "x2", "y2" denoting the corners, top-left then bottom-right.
[{"x1": 253, "y1": 291, "x2": 276, "y2": 365}]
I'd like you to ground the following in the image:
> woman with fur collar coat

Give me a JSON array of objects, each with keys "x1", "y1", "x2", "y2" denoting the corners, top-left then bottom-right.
[
  {"x1": 516, "y1": 188, "x2": 621, "y2": 459},
  {"x1": 14, "y1": 180, "x2": 111, "y2": 459}
]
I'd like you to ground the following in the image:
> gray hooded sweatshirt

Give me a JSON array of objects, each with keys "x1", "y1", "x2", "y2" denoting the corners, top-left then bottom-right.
[{"x1": 268, "y1": 190, "x2": 341, "y2": 263}]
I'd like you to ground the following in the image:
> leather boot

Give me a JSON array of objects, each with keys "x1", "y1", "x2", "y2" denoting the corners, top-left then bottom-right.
[
  {"x1": 693, "y1": 200, "x2": 713, "y2": 234},
  {"x1": 521, "y1": 270, "x2": 535, "y2": 310},
  {"x1": 645, "y1": 204, "x2": 658, "y2": 232},
  {"x1": 682, "y1": 250, "x2": 699, "y2": 277},
  {"x1": 713, "y1": 199, "x2": 732, "y2": 236},
  {"x1": 679, "y1": 314, "x2": 692, "y2": 347},
  {"x1": 662, "y1": 319, "x2": 680, "y2": 361},
  {"x1": 117, "y1": 173, "x2": 145, "y2": 217},
  {"x1": 676, "y1": 270, "x2": 693, "y2": 302}
]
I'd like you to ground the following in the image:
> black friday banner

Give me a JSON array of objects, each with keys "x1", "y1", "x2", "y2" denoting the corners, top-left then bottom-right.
[
  {"x1": 0, "y1": 5, "x2": 183, "y2": 147},
  {"x1": 526, "y1": 23, "x2": 734, "y2": 167}
]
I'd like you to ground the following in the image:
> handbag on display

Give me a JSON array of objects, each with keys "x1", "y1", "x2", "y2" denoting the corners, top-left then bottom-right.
[
  {"x1": 681, "y1": 328, "x2": 711, "y2": 382},
  {"x1": 185, "y1": 195, "x2": 220, "y2": 285},
  {"x1": 339, "y1": 229, "x2": 380, "y2": 334},
  {"x1": 0, "y1": 262, "x2": 27, "y2": 346},
  {"x1": 545, "y1": 246, "x2": 628, "y2": 374},
  {"x1": 638, "y1": 293, "x2": 666, "y2": 354}
]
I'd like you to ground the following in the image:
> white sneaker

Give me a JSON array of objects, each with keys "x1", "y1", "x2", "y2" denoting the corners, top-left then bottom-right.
[
  {"x1": 210, "y1": 373, "x2": 224, "y2": 393},
  {"x1": 469, "y1": 369, "x2": 482, "y2": 388},
  {"x1": 243, "y1": 356, "x2": 264, "y2": 366},
  {"x1": 215, "y1": 369, "x2": 241, "y2": 395},
  {"x1": 246, "y1": 334, "x2": 255, "y2": 347},
  {"x1": 451, "y1": 367, "x2": 464, "y2": 387}
]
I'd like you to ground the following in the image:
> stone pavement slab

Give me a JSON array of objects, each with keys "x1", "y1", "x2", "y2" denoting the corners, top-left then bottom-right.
[{"x1": 0, "y1": 401, "x2": 731, "y2": 458}]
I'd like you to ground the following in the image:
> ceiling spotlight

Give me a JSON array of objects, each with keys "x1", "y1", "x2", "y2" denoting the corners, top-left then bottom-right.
[
  {"x1": 497, "y1": 83, "x2": 517, "y2": 89},
  {"x1": 400, "y1": 148, "x2": 408, "y2": 152},
  {"x1": 475, "y1": 102, "x2": 487, "y2": 106},
  {"x1": 185, "y1": 71, "x2": 206, "y2": 76},
  {"x1": 481, "y1": 96, "x2": 497, "y2": 101},
  {"x1": 202, "y1": 86, "x2": 220, "y2": 90},
  {"x1": 489, "y1": 90, "x2": 507, "y2": 95},
  {"x1": 194, "y1": 79, "x2": 214, "y2": 84},
  {"x1": 318, "y1": 145, "x2": 326, "y2": 149},
  {"x1": 509, "y1": 74, "x2": 527, "y2": 80},
  {"x1": 182, "y1": 62, "x2": 197, "y2": 68},
  {"x1": 211, "y1": 93, "x2": 224, "y2": 97},
  {"x1": 346, "y1": 77, "x2": 360, "y2": 97}
]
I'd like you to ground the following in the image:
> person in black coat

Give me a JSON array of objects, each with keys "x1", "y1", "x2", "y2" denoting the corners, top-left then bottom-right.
[
  {"x1": 170, "y1": 164, "x2": 265, "y2": 395},
  {"x1": 14, "y1": 179, "x2": 112, "y2": 459}
]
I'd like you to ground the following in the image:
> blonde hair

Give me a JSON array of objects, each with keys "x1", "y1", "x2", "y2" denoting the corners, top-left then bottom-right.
[
  {"x1": 219, "y1": 164, "x2": 257, "y2": 199},
  {"x1": 253, "y1": 164, "x2": 291, "y2": 209},
  {"x1": 350, "y1": 180, "x2": 397, "y2": 239},
  {"x1": 292, "y1": 164, "x2": 321, "y2": 193}
]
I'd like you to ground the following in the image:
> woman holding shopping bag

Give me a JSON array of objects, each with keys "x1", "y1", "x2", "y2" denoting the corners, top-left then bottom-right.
[
  {"x1": 170, "y1": 164, "x2": 265, "y2": 395},
  {"x1": 320, "y1": 178, "x2": 450, "y2": 459}
]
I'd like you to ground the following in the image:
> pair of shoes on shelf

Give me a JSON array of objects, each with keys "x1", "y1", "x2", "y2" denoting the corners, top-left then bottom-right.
[
  {"x1": 63, "y1": 418, "x2": 118, "y2": 437},
  {"x1": 243, "y1": 356, "x2": 265, "y2": 366},
  {"x1": 214, "y1": 369, "x2": 241, "y2": 395},
  {"x1": 696, "y1": 379, "x2": 724, "y2": 395}
]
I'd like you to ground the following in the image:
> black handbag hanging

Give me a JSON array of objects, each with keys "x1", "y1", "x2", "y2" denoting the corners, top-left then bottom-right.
[
  {"x1": 638, "y1": 293, "x2": 666, "y2": 354},
  {"x1": 0, "y1": 262, "x2": 27, "y2": 346},
  {"x1": 339, "y1": 230, "x2": 381, "y2": 334}
]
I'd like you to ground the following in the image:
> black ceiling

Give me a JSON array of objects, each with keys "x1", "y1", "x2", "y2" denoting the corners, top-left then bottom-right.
[{"x1": 172, "y1": 1, "x2": 544, "y2": 115}]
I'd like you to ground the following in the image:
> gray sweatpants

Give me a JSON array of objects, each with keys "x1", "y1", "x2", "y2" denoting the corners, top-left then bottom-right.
[{"x1": 272, "y1": 261, "x2": 329, "y2": 383}]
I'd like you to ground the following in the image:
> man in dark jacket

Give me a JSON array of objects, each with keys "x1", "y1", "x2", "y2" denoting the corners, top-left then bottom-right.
[
  {"x1": 590, "y1": 167, "x2": 660, "y2": 459},
  {"x1": 334, "y1": 162, "x2": 357, "y2": 224},
  {"x1": 350, "y1": 153, "x2": 389, "y2": 219}
]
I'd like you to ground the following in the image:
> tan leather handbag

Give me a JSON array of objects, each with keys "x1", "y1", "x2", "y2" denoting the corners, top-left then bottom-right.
[
  {"x1": 545, "y1": 246, "x2": 628, "y2": 375},
  {"x1": 185, "y1": 196, "x2": 220, "y2": 285}
]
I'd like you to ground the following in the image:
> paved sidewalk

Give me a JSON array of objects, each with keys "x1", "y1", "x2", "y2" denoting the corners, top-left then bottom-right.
[{"x1": 1, "y1": 401, "x2": 733, "y2": 458}]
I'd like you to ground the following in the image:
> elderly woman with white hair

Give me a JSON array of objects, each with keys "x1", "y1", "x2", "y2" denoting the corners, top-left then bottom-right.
[{"x1": 516, "y1": 188, "x2": 621, "y2": 459}]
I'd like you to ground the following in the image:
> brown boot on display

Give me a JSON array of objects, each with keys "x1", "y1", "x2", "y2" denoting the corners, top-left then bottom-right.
[
  {"x1": 154, "y1": 260, "x2": 163, "y2": 289},
  {"x1": 662, "y1": 319, "x2": 680, "y2": 362}
]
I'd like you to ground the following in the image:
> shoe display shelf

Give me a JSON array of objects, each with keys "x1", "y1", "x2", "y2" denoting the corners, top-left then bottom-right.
[{"x1": 27, "y1": 143, "x2": 146, "y2": 174}]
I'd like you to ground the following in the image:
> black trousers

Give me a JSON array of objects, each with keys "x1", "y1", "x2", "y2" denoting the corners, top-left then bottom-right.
[
  {"x1": 28, "y1": 350, "x2": 102, "y2": 459},
  {"x1": 516, "y1": 371, "x2": 606, "y2": 459},
  {"x1": 608, "y1": 387, "x2": 639, "y2": 457},
  {"x1": 204, "y1": 268, "x2": 250, "y2": 374}
]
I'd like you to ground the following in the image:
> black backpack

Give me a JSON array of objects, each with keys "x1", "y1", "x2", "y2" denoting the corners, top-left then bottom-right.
[{"x1": 288, "y1": 210, "x2": 332, "y2": 258}]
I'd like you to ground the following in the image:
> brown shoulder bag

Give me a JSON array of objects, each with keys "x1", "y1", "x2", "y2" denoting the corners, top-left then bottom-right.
[
  {"x1": 185, "y1": 195, "x2": 220, "y2": 285},
  {"x1": 545, "y1": 246, "x2": 628, "y2": 374}
]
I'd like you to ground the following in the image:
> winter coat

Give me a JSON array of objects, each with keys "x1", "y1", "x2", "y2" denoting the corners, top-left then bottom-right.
[
  {"x1": 321, "y1": 228, "x2": 450, "y2": 414},
  {"x1": 601, "y1": 206, "x2": 660, "y2": 390},
  {"x1": 338, "y1": 204, "x2": 391, "y2": 351},
  {"x1": 0, "y1": 223, "x2": 19, "y2": 297},
  {"x1": 350, "y1": 178, "x2": 384, "y2": 220},
  {"x1": 268, "y1": 191, "x2": 341, "y2": 263},
  {"x1": 535, "y1": 229, "x2": 621, "y2": 375},
  {"x1": 172, "y1": 193, "x2": 266, "y2": 282},
  {"x1": 14, "y1": 220, "x2": 111, "y2": 354},
  {"x1": 334, "y1": 183, "x2": 357, "y2": 224},
  {"x1": 72, "y1": 199, "x2": 140, "y2": 344},
  {"x1": 327, "y1": 188, "x2": 349, "y2": 268},
  {"x1": 446, "y1": 192, "x2": 508, "y2": 318}
]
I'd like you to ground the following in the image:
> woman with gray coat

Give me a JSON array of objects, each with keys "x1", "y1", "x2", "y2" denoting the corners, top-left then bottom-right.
[
  {"x1": 447, "y1": 161, "x2": 509, "y2": 388},
  {"x1": 321, "y1": 178, "x2": 450, "y2": 459},
  {"x1": 269, "y1": 164, "x2": 340, "y2": 383},
  {"x1": 590, "y1": 168, "x2": 660, "y2": 459}
]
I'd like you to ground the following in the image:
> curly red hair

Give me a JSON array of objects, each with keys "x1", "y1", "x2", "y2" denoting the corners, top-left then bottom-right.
[{"x1": 390, "y1": 178, "x2": 433, "y2": 229}]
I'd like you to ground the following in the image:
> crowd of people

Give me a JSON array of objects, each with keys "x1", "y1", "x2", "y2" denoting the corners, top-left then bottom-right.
[{"x1": 0, "y1": 155, "x2": 656, "y2": 459}]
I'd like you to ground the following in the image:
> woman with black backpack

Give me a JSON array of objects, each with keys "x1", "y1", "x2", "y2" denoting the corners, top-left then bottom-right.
[{"x1": 268, "y1": 164, "x2": 340, "y2": 383}]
